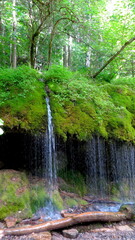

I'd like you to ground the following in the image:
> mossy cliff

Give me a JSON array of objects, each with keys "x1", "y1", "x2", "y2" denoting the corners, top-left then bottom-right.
[{"x1": 1, "y1": 65, "x2": 135, "y2": 142}]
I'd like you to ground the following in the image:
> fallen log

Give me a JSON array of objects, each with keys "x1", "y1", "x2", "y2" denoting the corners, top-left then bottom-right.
[{"x1": 0, "y1": 211, "x2": 129, "y2": 237}]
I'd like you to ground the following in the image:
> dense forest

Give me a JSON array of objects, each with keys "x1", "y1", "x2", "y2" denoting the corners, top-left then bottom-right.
[{"x1": 0, "y1": 0, "x2": 135, "y2": 142}]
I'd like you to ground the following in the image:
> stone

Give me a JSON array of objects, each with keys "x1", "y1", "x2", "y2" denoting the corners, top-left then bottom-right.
[
  {"x1": 5, "y1": 216, "x2": 17, "y2": 228},
  {"x1": 30, "y1": 231, "x2": 51, "y2": 240},
  {"x1": 62, "y1": 228, "x2": 79, "y2": 239},
  {"x1": 115, "y1": 225, "x2": 133, "y2": 232},
  {"x1": 52, "y1": 232, "x2": 64, "y2": 240}
]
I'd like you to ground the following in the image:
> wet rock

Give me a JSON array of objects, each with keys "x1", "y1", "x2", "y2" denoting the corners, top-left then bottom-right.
[
  {"x1": 5, "y1": 216, "x2": 17, "y2": 228},
  {"x1": 62, "y1": 229, "x2": 79, "y2": 239}
]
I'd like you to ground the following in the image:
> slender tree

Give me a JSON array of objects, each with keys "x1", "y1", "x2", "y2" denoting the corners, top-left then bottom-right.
[{"x1": 11, "y1": 0, "x2": 17, "y2": 68}]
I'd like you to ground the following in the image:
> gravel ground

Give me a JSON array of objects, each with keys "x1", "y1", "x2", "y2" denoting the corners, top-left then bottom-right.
[
  {"x1": 1, "y1": 222, "x2": 135, "y2": 240},
  {"x1": 1, "y1": 230, "x2": 135, "y2": 240}
]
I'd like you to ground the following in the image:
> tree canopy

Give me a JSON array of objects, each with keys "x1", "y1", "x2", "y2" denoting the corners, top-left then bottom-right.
[{"x1": 0, "y1": 0, "x2": 135, "y2": 77}]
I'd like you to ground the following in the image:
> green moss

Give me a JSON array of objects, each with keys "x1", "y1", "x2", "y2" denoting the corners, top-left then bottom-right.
[
  {"x1": 46, "y1": 70, "x2": 135, "y2": 142},
  {"x1": 0, "y1": 66, "x2": 46, "y2": 131},
  {"x1": 30, "y1": 184, "x2": 49, "y2": 213},
  {"x1": 64, "y1": 197, "x2": 87, "y2": 208},
  {"x1": 52, "y1": 190, "x2": 64, "y2": 210},
  {"x1": 64, "y1": 197, "x2": 78, "y2": 208},
  {"x1": 1, "y1": 65, "x2": 135, "y2": 142},
  {"x1": 0, "y1": 170, "x2": 32, "y2": 220}
]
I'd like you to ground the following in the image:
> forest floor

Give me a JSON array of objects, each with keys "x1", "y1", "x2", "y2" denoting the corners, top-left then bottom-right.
[{"x1": 1, "y1": 221, "x2": 135, "y2": 240}]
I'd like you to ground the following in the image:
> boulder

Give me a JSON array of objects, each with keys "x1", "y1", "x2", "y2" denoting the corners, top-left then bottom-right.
[{"x1": 62, "y1": 229, "x2": 79, "y2": 239}]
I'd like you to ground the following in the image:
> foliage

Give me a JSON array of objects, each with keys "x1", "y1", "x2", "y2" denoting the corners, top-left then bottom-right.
[
  {"x1": 1, "y1": 0, "x2": 135, "y2": 76},
  {"x1": 0, "y1": 66, "x2": 45, "y2": 131}
]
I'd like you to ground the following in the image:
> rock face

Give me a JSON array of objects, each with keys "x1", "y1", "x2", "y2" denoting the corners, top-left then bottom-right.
[{"x1": 62, "y1": 229, "x2": 79, "y2": 239}]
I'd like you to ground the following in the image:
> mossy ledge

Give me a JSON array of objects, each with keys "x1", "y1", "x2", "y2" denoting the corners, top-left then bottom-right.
[{"x1": 1, "y1": 65, "x2": 135, "y2": 142}]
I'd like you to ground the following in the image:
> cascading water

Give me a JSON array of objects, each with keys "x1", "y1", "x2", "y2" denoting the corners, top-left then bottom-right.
[
  {"x1": 36, "y1": 97, "x2": 60, "y2": 220},
  {"x1": 45, "y1": 96, "x2": 57, "y2": 192},
  {"x1": 85, "y1": 136, "x2": 135, "y2": 201}
]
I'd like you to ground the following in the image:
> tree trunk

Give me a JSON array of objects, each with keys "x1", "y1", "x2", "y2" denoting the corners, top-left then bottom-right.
[
  {"x1": 11, "y1": 0, "x2": 17, "y2": 68},
  {"x1": 63, "y1": 45, "x2": 68, "y2": 67},
  {"x1": 68, "y1": 36, "x2": 72, "y2": 68},
  {"x1": 1, "y1": 211, "x2": 129, "y2": 237},
  {"x1": 30, "y1": 36, "x2": 36, "y2": 68},
  {"x1": 92, "y1": 37, "x2": 135, "y2": 78}
]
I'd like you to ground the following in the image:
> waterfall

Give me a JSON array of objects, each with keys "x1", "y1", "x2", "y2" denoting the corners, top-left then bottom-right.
[
  {"x1": 35, "y1": 97, "x2": 60, "y2": 220},
  {"x1": 45, "y1": 96, "x2": 57, "y2": 192},
  {"x1": 86, "y1": 136, "x2": 108, "y2": 197},
  {"x1": 85, "y1": 136, "x2": 135, "y2": 200}
]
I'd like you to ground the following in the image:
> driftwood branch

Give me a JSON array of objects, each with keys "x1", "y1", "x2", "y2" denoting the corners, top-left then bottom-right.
[
  {"x1": 92, "y1": 37, "x2": 135, "y2": 78},
  {"x1": 0, "y1": 211, "x2": 129, "y2": 237}
]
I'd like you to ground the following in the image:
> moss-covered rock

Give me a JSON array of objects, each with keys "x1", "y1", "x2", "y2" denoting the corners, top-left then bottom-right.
[
  {"x1": 64, "y1": 197, "x2": 87, "y2": 208},
  {"x1": 119, "y1": 204, "x2": 135, "y2": 219},
  {"x1": 0, "y1": 170, "x2": 32, "y2": 220},
  {"x1": 0, "y1": 66, "x2": 46, "y2": 131},
  {"x1": 1, "y1": 65, "x2": 135, "y2": 142},
  {"x1": 29, "y1": 179, "x2": 49, "y2": 213},
  {"x1": 51, "y1": 190, "x2": 64, "y2": 210}
]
